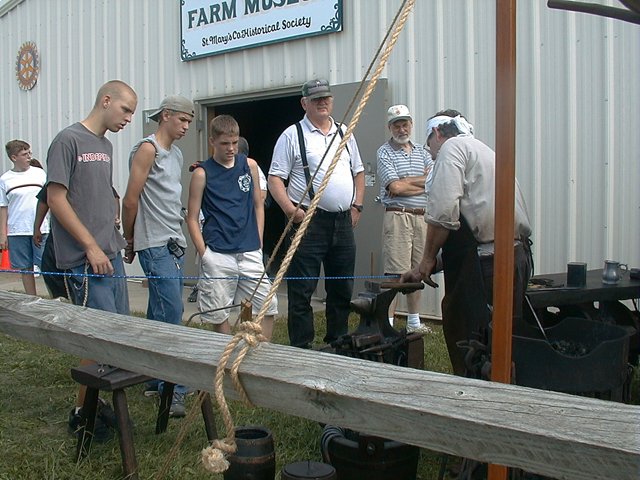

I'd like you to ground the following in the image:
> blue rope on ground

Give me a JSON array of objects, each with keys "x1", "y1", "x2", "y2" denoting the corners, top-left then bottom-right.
[{"x1": 0, "y1": 268, "x2": 399, "y2": 282}]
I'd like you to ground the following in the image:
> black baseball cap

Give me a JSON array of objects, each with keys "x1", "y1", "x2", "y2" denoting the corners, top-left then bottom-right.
[{"x1": 301, "y1": 79, "x2": 332, "y2": 100}]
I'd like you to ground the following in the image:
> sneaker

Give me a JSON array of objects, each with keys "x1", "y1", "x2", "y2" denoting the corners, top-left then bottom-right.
[
  {"x1": 68, "y1": 407, "x2": 82, "y2": 435},
  {"x1": 144, "y1": 383, "x2": 160, "y2": 397},
  {"x1": 68, "y1": 407, "x2": 113, "y2": 443},
  {"x1": 188, "y1": 285, "x2": 198, "y2": 303},
  {"x1": 407, "y1": 323, "x2": 433, "y2": 334},
  {"x1": 169, "y1": 392, "x2": 186, "y2": 418}
]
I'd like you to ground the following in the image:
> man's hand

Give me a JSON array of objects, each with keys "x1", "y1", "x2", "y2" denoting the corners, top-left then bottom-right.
[
  {"x1": 0, "y1": 235, "x2": 7, "y2": 251},
  {"x1": 350, "y1": 207, "x2": 361, "y2": 227},
  {"x1": 286, "y1": 206, "x2": 305, "y2": 224},
  {"x1": 86, "y1": 244, "x2": 114, "y2": 275},
  {"x1": 402, "y1": 256, "x2": 439, "y2": 288},
  {"x1": 123, "y1": 238, "x2": 136, "y2": 264},
  {"x1": 34, "y1": 230, "x2": 43, "y2": 248}
]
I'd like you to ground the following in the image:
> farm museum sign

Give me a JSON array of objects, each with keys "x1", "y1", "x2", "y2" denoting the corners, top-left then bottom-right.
[{"x1": 180, "y1": 0, "x2": 343, "y2": 60}]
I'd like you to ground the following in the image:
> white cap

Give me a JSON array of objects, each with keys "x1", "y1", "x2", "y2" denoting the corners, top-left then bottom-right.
[{"x1": 387, "y1": 104, "x2": 412, "y2": 125}]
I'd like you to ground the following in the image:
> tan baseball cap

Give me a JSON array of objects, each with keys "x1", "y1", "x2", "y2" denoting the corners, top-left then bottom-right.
[{"x1": 148, "y1": 95, "x2": 194, "y2": 122}]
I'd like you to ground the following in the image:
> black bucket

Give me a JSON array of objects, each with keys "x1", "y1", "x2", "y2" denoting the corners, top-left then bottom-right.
[
  {"x1": 321, "y1": 426, "x2": 419, "y2": 480},
  {"x1": 281, "y1": 461, "x2": 336, "y2": 479},
  {"x1": 223, "y1": 426, "x2": 275, "y2": 480},
  {"x1": 506, "y1": 317, "x2": 632, "y2": 395}
]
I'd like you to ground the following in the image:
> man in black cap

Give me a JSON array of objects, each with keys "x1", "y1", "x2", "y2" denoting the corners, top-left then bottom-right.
[{"x1": 268, "y1": 79, "x2": 365, "y2": 349}]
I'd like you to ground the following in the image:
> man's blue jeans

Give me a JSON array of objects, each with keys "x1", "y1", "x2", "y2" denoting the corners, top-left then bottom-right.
[
  {"x1": 66, "y1": 253, "x2": 129, "y2": 315},
  {"x1": 286, "y1": 209, "x2": 355, "y2": 348},
  {"x1": 138, "y1": 245, "x2": 187, "y2": 394},
  {"x1": 138, "y1": 246, "x2": 184, "y2": 325}
]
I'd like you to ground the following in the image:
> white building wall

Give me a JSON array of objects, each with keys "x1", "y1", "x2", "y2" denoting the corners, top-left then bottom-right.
[{"x1": 1, "y1": 0, "x2": 639, "y2": 315}]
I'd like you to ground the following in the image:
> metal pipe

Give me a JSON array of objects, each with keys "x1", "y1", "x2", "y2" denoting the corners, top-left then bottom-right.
[{"x1": 547, "y1": 0, "x2": 640, "y2": 25}]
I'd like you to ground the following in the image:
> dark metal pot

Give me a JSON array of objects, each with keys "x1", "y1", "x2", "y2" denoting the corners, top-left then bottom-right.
[{"x1": 320, "y1": 426, "x2": 419, "y2": 480}]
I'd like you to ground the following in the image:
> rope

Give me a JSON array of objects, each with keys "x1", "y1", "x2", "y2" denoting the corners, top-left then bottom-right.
[
  {"x1": 195, "y1": 0, "x2": 417, "y2": 475},
  {"x1": 0, "y1": 268, "x2": 398, "y2": 282},
  {"x1": 62, "y1": 262, "x2": 89, "y2": 307}
]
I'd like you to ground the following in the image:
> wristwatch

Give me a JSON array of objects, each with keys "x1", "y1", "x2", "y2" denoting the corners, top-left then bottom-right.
[{"x1": 351, "y1": 203, "x2": 363, "y2": 213}]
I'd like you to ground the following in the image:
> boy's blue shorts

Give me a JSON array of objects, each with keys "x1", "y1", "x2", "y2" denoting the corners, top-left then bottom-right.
[{"x1": 8, "y1": 235, "x2": 47, "y2": 270}]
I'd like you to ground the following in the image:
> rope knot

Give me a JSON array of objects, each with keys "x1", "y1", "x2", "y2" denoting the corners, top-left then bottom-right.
[
  {"x1": 238, "y1": 320, "x2": 265, "y2": 347},
  {"x1": 201, "y1": 439, "x2": 237, "y2": 473}
]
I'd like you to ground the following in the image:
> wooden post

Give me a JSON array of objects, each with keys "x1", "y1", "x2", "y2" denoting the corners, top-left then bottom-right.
[
  {"x1": 240, "y1": 299, "x2": 253, "y2": 323},
  {"x1": 491, "y1": 0, "x2": 518, "y2": 478}
]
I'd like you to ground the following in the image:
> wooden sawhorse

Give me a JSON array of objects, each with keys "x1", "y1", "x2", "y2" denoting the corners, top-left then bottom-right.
[{"x1": 71, "y1": 364, "x2": 218, "y2": 479}]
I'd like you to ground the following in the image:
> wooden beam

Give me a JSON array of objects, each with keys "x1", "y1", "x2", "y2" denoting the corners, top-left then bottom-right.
[
  {"x1": 493, "y1": 0, "x2": 517, "y2": 388},
  {"x1": 0, "y1": 292, "x2": 638, "y2": 480}
]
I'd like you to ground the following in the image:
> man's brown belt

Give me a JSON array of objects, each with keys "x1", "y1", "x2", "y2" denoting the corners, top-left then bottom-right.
[{"x1": 385, "y1": 206, "x2": 425, "y2": 215}]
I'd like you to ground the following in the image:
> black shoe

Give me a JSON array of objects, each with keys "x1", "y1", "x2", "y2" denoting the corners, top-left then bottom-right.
[
  {"x1": 68, "y1": 406, "x2": 114, "y2": 443},
  {"x1": 188, "y1": 286, "x2": 198, "y2": 303},
  {"x1": 97, "y1": 398, "x2": 118, "y2": 429},
  {"x1": 68, "y1": 407, "x2": 82, "y2": 435}
]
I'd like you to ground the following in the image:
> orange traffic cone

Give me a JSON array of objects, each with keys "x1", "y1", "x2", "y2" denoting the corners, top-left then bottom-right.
[{"x1": 1, "y1": 249, "x2": 10, "y2": 269}]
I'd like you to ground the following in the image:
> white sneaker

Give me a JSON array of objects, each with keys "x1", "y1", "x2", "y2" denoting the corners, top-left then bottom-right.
[
  {"x1": 33, "y1": 265, "x2": 41, "y2": 278},
  {"x1": 407, "y1": 323, "x2": 433, "y2": 334}
]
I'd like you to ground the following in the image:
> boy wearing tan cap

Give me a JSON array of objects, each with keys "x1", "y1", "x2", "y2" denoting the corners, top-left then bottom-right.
[{"x1": 122, "y1": 95, "x2": 194, "y2": 417}]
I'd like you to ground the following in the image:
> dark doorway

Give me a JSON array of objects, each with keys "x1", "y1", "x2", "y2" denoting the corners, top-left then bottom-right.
[{"x1": 210, "y1": 96, "x2": 303, "y2": 270}]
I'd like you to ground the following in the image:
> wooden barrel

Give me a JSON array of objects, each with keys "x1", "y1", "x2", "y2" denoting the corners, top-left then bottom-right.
[{"x1": 223, "y1": 426, "x2": 275, "y2": 480}]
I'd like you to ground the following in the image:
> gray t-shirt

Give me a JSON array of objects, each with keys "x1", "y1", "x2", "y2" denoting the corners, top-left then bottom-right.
[
  {"x1": 128, "y1": 134, "x2": 186, "y2": 251},
  {"x1": 46, "y1": 122, "x2": 126, "y2": 269}
]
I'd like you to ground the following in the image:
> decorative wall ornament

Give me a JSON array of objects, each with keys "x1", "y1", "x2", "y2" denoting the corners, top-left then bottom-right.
[{"x1": 16, "y1": 41, "x2": 39, "y2": 90}]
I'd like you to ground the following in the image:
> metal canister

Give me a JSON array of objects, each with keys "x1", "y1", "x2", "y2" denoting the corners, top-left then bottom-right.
[{"x1": 281, "y1": 461, "x2": 336, "y2": 480}]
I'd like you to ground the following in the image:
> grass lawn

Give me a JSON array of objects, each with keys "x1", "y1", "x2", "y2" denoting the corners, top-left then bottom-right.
[{"x1": 0, "y1": 312, "x2": 455, "y2": 480}]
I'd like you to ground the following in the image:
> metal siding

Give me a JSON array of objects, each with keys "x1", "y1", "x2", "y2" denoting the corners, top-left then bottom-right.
[{"x1": 1, "y1": 0, "x2": 639, "y2": 317}]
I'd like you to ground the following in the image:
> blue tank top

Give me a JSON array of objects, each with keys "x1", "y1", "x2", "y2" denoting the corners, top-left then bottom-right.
[{"x1": 200, "y1": 154, "x2": 260, "y2": 253}]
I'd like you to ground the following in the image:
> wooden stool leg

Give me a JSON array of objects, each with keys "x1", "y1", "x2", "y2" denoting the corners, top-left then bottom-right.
[
  {"x1": 112, "y1": 389, "x2": 138, "y2": 480},
  {"x1": 156, "y1": 382, "x2": 175, "y2": 434},
  {"x1": 76, "y1": 386, "x2": 99, "y2": 461},
  {"x1": 200, "y1": 392, "x2": 218, "y2": 442}
]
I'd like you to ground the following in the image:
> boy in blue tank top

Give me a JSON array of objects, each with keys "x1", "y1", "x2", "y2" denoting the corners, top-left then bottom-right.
[{"x1": 186, "y1": 115, "x2": 277, "y2": 339}]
